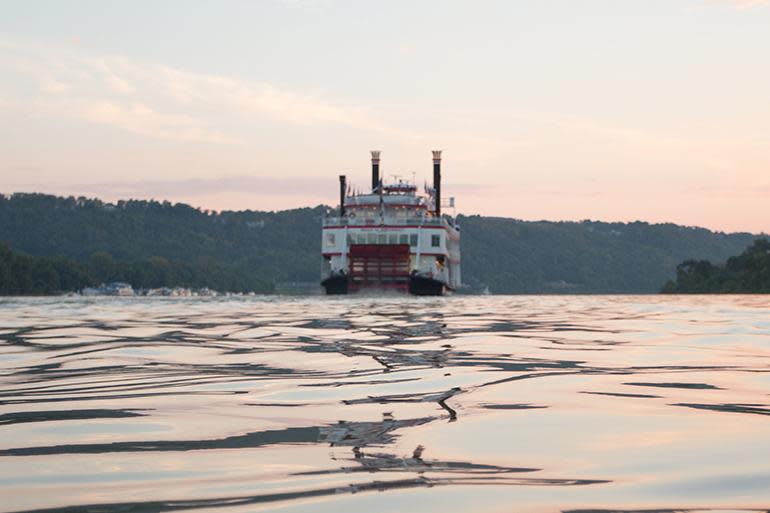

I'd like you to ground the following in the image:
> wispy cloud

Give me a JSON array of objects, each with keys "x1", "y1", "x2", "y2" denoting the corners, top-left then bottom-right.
[
  {"x1": 77, "y1": 100, "x2": 240, "y2": 144},
  {"x1": 1, "y1": 38, "x2": 520, "y2": 158},
  {"x1": 0, "y1": 40, "x2": 385, "y2": 145}
]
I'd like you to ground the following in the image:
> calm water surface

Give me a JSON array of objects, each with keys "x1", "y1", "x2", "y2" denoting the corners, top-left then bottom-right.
[{"x1": 1, "y1": 295, "x2": 769, "y2": 513}]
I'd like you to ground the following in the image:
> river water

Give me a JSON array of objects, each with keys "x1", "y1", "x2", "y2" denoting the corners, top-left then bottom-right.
[{"x1": 0, "y1": 295, "x2": 769, "y2": 513}]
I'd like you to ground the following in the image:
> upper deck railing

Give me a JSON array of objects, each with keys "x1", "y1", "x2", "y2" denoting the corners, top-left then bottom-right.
[
  {"x1": 345, "y1": 194, "x2": 426, "y2": 207},
  {"x1": 323, "y1": 215, "x2": 458, "y2": 229}
]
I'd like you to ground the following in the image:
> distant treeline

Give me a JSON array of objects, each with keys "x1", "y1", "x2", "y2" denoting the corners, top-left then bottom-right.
[
  {"x1": 0, "y1": 192, "x2": 764, "y2": 294},
  {"x1": 458, "y1": 215, "x2": 760, "y2": 293},
  {"x1": 0, "y1": 243, "x2": 272, "y2": 295},
  {"x1": 0, "y1": 193, "x2": 318, "y2": 295},
  {"x1": 0, "y1": 243, "x2": 92, "y2": 295},
  {"x1": 662, "y1": 239, "x2": 770, "y2": 293}
]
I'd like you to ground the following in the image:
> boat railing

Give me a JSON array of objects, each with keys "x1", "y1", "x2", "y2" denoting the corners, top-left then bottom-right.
[{"x1": 323, "y1": 216, "x2": 447, "y2": 228}]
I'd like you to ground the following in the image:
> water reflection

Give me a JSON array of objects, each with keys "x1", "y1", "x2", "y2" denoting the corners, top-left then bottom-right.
[{"x1": 0, "y1": 295, "x2": 769, "y2": 512}]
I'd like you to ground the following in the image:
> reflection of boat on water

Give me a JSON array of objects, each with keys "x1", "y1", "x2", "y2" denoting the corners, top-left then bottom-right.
[
  {"x1": 319, "y1": 415, "x2": 434, "y2": 447},
  {"x1": 321, "y1": 151, "x2": 461, "y2": 296}
]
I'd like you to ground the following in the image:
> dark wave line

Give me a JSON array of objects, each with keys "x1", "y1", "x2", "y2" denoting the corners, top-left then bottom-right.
[
  {"x1": 0, "y1": 389, "x2": 248, "y2": 406},
  {"x1": 671, "y1": 403, "x2": 770, "y2": 416},
  {"x1": 0, "y1": 408, "x2": 149, "y2": 426},
  {"x1": 0, "y1": 426, "x2": 321, "y2": 456},
  {"x1": 5, "y1": 476, "x2": 612, "y2": 513}
]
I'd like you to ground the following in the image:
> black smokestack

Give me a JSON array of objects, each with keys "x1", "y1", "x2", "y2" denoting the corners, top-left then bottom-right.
[
  {"x1": 432, "y1": 150, "x2": 442, "y2": 216},
  {"x1": 339, "y1": 175, "x2": 346, "y2": 217},
  {"x1": 371, "y1": 150, "x2": 381, "y2": 192}
]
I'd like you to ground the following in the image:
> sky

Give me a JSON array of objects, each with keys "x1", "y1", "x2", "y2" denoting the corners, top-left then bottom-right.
[{"x1": 0, "y1": 0, "x2": 768, "y2": 233}]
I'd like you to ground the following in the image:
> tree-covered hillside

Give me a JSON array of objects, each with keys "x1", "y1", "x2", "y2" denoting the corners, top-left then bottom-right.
[
  {"x1": 0, "y1": 243, "x2": 93, "y2": 295},
  {"x1": 459, "y1": 215, "x2": 758, "y2": 293},
  {"x1": 0, "y1": 193, "x2": 321, "y2": 287},
  {"x1": 0, "y1": 242, "x2": 272, "y2": 295},
  {"x1": 0, "y1": 193, "x2": 761, "y2": 294},
  {"x1": 661, "y1": 239, "x2": 770, "y2": 293}
]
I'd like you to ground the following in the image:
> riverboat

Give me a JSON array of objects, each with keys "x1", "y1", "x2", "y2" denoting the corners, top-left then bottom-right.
[{"x1": 321, "y1": 151, "x2": 461, "y2": 295}]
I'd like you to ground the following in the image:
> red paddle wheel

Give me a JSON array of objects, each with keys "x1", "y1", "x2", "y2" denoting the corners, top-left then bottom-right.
[{"x1": 348, "y1": 244, "x2": 410, "y2": 293}]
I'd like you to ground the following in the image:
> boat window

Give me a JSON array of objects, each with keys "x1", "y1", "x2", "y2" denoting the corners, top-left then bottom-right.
[
  {"x1": 357, "y1": 234, "x2": 367, "y2": 244},
  {"x1": 399, "y1": 234, "x2": 409, "y2": 244},
  {"x1": 409, "y1": 234, "x2": 418, "y2": 247},
  {"x1": 367, "y1": 233, "x2": 377, "y2": 244},
  {"x1": 326, "y1": 233, "x2": 335, "y2": 247},
  {"x1": 388, "y1": 234, "x2": 398, "y2": 244},
  {"x1": 378, "y1": 234, "x2": 387, "y2": 244},
  {"x1": 431, "y1": 234, "x2": 441, "y2": 247}
]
